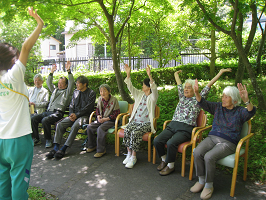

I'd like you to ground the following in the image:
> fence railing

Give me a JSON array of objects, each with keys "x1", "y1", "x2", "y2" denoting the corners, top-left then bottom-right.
[{"x1": 38, "y1": 50, "x2": 211, "y2": 74}]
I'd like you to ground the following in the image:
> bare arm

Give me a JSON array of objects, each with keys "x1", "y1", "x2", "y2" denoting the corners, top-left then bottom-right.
[
  {"x1": 207, "y1": 68, "x2": 232, "y2": 88},
  {"x1": 174, "y1": 70, "x2": 182, "y2": 85},
  {"x1": 19, "y1": 7, "x2": 44, "y2": 66},
  {"x1": 194, "y1": 79, "x2": 201, "y2": 102},
  {"x1": 124, "y1": 64, "x2": 131, "y2": 79},
  {"x1": 146, "y1": 65, "x2": 154, "y2": 84}
]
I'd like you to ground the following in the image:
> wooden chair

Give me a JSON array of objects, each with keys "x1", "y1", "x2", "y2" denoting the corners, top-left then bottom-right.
[
  {"x1": 152, "y1": 110, "x2": 207, "y2": 177},
  {"x1": 116, "y1": 105, "x2": 160, "y2": 162},
  {"x1": 83, "y1": 101, "x2": 130, "y2": 155},
  {"x1": 189, "y1": 120, "x2": 253, "y2": 197}
]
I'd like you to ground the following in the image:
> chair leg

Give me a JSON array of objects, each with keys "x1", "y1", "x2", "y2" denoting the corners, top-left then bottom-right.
[
  {"x1": 153, "y1": 146, "x2": 156, "y2": 164},
  {"x1": 230, "y1": 164, "x2": 239, "y2": 197},
  {"x1": 148, "y1": 136, "x2": 151, "y2": 162},
  {"x1": 116, "y1": 133, "x2": 120, "y2": 157},
  {"x1": 114, "y1": 133, "x2": 117, "y2": 156},
  {"x1": 243, "y1": 153, "x2": 248, "y2": 181},
  {"x1": 189, "y1": 154, "x2": 194, "y2": 181},
  {"x1": 181, "y1": 147, "x2": 187, "y2": 177}
]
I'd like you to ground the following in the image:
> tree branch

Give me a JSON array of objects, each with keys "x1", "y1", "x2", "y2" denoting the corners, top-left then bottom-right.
[{"x1": 195, "y1": 0, "x2": 231, "y2": 35}]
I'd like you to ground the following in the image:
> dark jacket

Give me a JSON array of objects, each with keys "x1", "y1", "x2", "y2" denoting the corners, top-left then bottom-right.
[{"x1": 69, "y1": 88, "x2": 96, "y2": 118}]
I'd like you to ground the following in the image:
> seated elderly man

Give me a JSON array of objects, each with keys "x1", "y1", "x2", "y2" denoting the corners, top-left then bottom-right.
[
  {"x1": 31, "y1": 62, "x2": 74, "y2": 148},
  {"x1": 28, "y1": 74, "x2": 49, "y2": 114},
  {"x1": 46, "y1": 75, "x2": 96, "y2": 159},
  {"x1": 190, "y1": 82, "x2": 256, "y2": 200},
  {"x1": 153, "y1": 68, "x2": 232, "y2": 176}
]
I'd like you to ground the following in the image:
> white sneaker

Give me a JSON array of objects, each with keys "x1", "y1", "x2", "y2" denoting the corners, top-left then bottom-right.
[
  {"x1": 123, "y1": 154, "x2": 131, "y2": 165},
  {"x1": 125, "y1": 157, "x2": 137, "y2": 169}
]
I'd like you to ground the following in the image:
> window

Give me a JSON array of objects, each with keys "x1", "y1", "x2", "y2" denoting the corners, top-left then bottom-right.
[{"x1": 50, "y1": 45, "x2": 56, "y2": 50}]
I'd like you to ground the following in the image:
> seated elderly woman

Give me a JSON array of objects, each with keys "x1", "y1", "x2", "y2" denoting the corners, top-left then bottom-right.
[
  {"x1": 153, "y1": 69, "x2": 232, "y2": 176},
  {"x1": 28, "y1": 74, "x2": 49, "y2": 114},
  {"x1": 122, "y1": 64, "x2": 158, "y2": 169},
  {"x1": 190, "y1": 82, "x2": 256, "y2": 200},
  {"x1": 86, "y1": 84, "x2": 120, "y2": 158}
]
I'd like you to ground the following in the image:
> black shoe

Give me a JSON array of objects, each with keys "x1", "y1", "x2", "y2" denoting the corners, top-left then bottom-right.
[
  {"x1": 46, "y1": 149, "x2": 56, "y2": 159},
  {"x1": 54, "y1": 150, "x2": 65, "y2": 160}
]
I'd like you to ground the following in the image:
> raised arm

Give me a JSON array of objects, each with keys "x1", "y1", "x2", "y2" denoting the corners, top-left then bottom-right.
[
  {"x1": 174, "y1": 70, "x2": 182, "y2": 85},
  {"x1": 237, "y1": 83, "x2": 254, "y2": 111},
  {"x1": 207, "y1": 68, "x2": 232, "y2": 88},
  {"x1": 19, "y1": 7, "x2": 44, "y2": 66},
  {"x1": 194, "y1": 79, "x2": 201, "y2": 102},
  {"x1": 146, "y1": 65, "x2": 154, "y2": 84}
]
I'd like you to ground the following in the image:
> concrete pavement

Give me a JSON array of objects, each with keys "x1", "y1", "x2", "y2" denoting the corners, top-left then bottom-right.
[{"x1": 30, "y1": 137, "x2": 266, "y2": 200}]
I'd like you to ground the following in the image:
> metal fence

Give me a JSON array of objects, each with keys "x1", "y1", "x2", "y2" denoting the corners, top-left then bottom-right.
[{"x1": 38, "y1": 50, "x2": 211, "y2": 74}]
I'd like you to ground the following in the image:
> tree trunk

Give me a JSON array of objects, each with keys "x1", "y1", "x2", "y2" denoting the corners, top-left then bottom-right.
[
  {"x1": 232, "y1": 35, "x2": 266, "y2": 110},
  {"x1": 109, "y1": 20, "x2": 133, "y2": 103},
  {"x1": 127, "y1": 23, "x2": 132, "y2": 67},
  {"x1": 256, "y1": 22, "x2": 266, "y2": 75},
  {"x1": 234, "y1": 56, "x2": 245, "y2": 85},
  {"x1": 210, "y1": 29, "x2": 216, "y2": 78}
]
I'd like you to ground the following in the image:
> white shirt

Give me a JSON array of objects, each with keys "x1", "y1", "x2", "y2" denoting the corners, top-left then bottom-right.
[{"x1": 0, "y1": 60, "x2": 32, "y2": 139}]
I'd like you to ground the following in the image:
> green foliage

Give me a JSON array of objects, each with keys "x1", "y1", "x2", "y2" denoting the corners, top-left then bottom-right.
[{"x1": 27, "y1": 186, "x2": 56, "y2": 200}]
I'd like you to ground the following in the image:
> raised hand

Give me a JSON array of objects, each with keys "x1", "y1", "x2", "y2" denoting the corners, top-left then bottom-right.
[
  {"x1": 146, "y1": 65, "x2": 151, "y2": 77},
  {"x1": 28, "y1": 7, "x2": 44, "y2": 27},
  {"x1": 194, "y1": 79, "x2": 199, "y2": 94},
  {"x1": 124, "y1": 64, "x2": 131, "y2": 77},
  {"x1": 220, "y1": 68, "x2": 232, "y2": 73},
  {"x1": 237, "y1": 83, "x2": 249, "y2": 102},
  {"x1": 66, "y1": 61, "x2": 71, "y2": 71},
  {"x1": 51, "y1": 64, "x2": 57, "y2": 73}
]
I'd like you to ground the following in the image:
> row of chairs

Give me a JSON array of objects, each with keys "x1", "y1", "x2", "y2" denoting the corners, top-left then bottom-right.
[{"x1": 82, "y1": 100, "x2": 254, "y2": 197}]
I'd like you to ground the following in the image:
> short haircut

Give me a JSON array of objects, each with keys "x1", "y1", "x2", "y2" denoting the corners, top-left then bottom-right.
[
  {"x1": 183, "y1": 79, "x2": 195, "y2": 89},
  {"x1": 223, "y1": 86, "x2": 241, "y2": 107},
  {"x1": 76, "y1": 75, "x2": 89, "y2": 87},
  {"x1": 99, "y1": 84, "x2": 111, "y2": 93},
  {"x1": 34, "y1": 74, "x2": 43, "y2": 82},
  {"x1": 143, "y1": 78, "x2": 150, "y2": 87},
  {"x1": 59, "y1": 77, "x2": 68, "y2": 86},
  {"x1": 0, "y1": 43, "x2": 20, "y2": 71}
]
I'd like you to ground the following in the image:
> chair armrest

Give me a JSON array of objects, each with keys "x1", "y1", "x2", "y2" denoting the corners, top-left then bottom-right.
[
  {"x1": 163, "y1": 120, "x2": 172, "y2": 130},
  {"x1": 234, "y1": 132, "x2": 254, "y2": 159},
  {"x1": 114, "y1": 112, "x2": 129, "y2": 132},
  {"x1": 191, "y1": 125, "x2": 212, "y2": 149},
  {"x1": 122, "y1": 113, "x2": 130, "y2": 125},
  {"x1": 89, "y1": 111, "x2": 96, "y2": 124}
]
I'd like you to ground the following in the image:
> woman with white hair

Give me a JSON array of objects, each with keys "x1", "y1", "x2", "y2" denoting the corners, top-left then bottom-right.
[
  {"x1": 190, "y1": 82, "x2": 256, "y2": 200},
  {"x1": 153, "y1": 69, "x2": 232, "y2": 176},
  {"x1": 28, "y1": 74, "x2": 49, "y2": 114}
]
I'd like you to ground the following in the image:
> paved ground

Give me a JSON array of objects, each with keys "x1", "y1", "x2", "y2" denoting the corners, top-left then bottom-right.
[{"x1": 30, "y1": 137, "x2": 266, "y2": 200}]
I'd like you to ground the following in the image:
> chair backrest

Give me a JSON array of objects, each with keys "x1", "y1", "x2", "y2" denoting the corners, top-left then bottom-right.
[
  {"x1": 240, "y1": 120, "x2": 251, "y2": 139},
  {"x1": 196, "y1": 110, "x2": 206, "y2": 127},
  {"x1": 118, "y1": 101, "x2": 129, "y2": 113}
]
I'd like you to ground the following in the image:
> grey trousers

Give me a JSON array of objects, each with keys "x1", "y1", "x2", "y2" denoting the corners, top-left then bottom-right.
[
  {"x1": 87, "y1": 121, "x2": 115, "y2": 153},
  {"x1": 193, "y1": 135, "x2": 236, "y2": 183},
  {"x1": 53, "y1": 116, "x2": 88, "y2": 147}
]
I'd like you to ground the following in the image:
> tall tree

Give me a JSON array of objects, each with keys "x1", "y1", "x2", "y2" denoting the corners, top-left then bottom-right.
[{"x1": 190, "y1": 0, "x2": 266, "y2": 110}]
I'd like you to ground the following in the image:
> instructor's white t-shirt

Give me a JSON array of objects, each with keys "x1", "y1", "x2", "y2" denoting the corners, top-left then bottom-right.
[{"x1": 0, "y1": 60, "x2": 32, "y2": 139}]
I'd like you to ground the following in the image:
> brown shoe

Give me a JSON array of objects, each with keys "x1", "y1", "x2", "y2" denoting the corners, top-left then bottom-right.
[
  {"x1": 159, "y1": 166, "x2": 175, "y2": 176},
  {"x1": 94, "y1": 150, "x2": 106, "y2": 158},
  {"x1": 190, "y1": 182, "x2": 204, "y2": 193},
  {"x1": 157, "y1": 161, "x2": 167, "y2": 171},
  {"x1": 86, "y1": 146, "x2": 96, "y2": 153}
]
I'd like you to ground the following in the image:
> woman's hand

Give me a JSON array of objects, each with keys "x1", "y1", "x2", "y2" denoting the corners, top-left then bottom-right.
[
  {"x1": 28, "y1": 7, "x2": 44, "y2": 27},
  {"x1": 174, "y1": 70, "x2": 182, "y2": 85},
  {"x1": 146, "y1": 65, "x2": 151, "y2": 77},
  {"x1": 124, "y1": 64, "x2": 131, "y2": 78},
  {"x1": 66, "y1": 61, "x2": 71, "y2": 71},
  {"x1": 237, "y1": 83, "x2": 249, "y2": 102},
  {"x1": 194, "y1": 79, "x2": 202, "y2": 102},
  {"x1": 220, "y1": 68, "x2": 232, "y2": 73}
]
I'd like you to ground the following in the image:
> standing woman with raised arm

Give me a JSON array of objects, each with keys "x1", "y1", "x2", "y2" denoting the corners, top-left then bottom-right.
[
  {"x1": 0, "y1": 8, "x2": 43, "y2": 199},
  {"x1": 122, "y1": 64, "x2": 158, "y2": 168}
]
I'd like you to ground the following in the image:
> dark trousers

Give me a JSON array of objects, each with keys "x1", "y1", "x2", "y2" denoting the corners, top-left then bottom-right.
[
  {"x1": 31, "y1": 111, "x2": 63, "y2": 140},
  {"x1": 153, "y1": 121, "x2": 194, "y2": 163}
]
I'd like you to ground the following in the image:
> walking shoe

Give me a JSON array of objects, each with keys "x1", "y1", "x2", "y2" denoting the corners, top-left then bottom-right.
[
  {"x1": 159, "y1": 166, "x2": 175, "y2": 176},
  {"x1": 46, "y1": 149, "x2": 56, "y2": 159},
  {"x1": 94, "y1": 150, "x2": 106, "y2": 158},
  {"x1": 200, "y1": 187, "x2": 214, "y2": 199},
  {"x1": 45, "y1": 140, "x2": 52, "y2": 148},
  {"x1": 33, "y1": 138, "x2": 41, "y2": 146},
  {"x1": 125, "y1": 157, "x2": 137, "y2": 169},
  {"x1": 190, "y1": 182, "x2": 204, "y2": 193},
  {"x1": 54, "y1": 150, "x2": 65, "y2": 160},
  {"x1": 86, "y1": 146, "x2": 96, "y2": 153},
  {"x1": 157, "y1": 161, "x2": 167, "y2": 171},
  {"x1": 123, "y1": 154, "x2": 132, "y2": 165}
]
